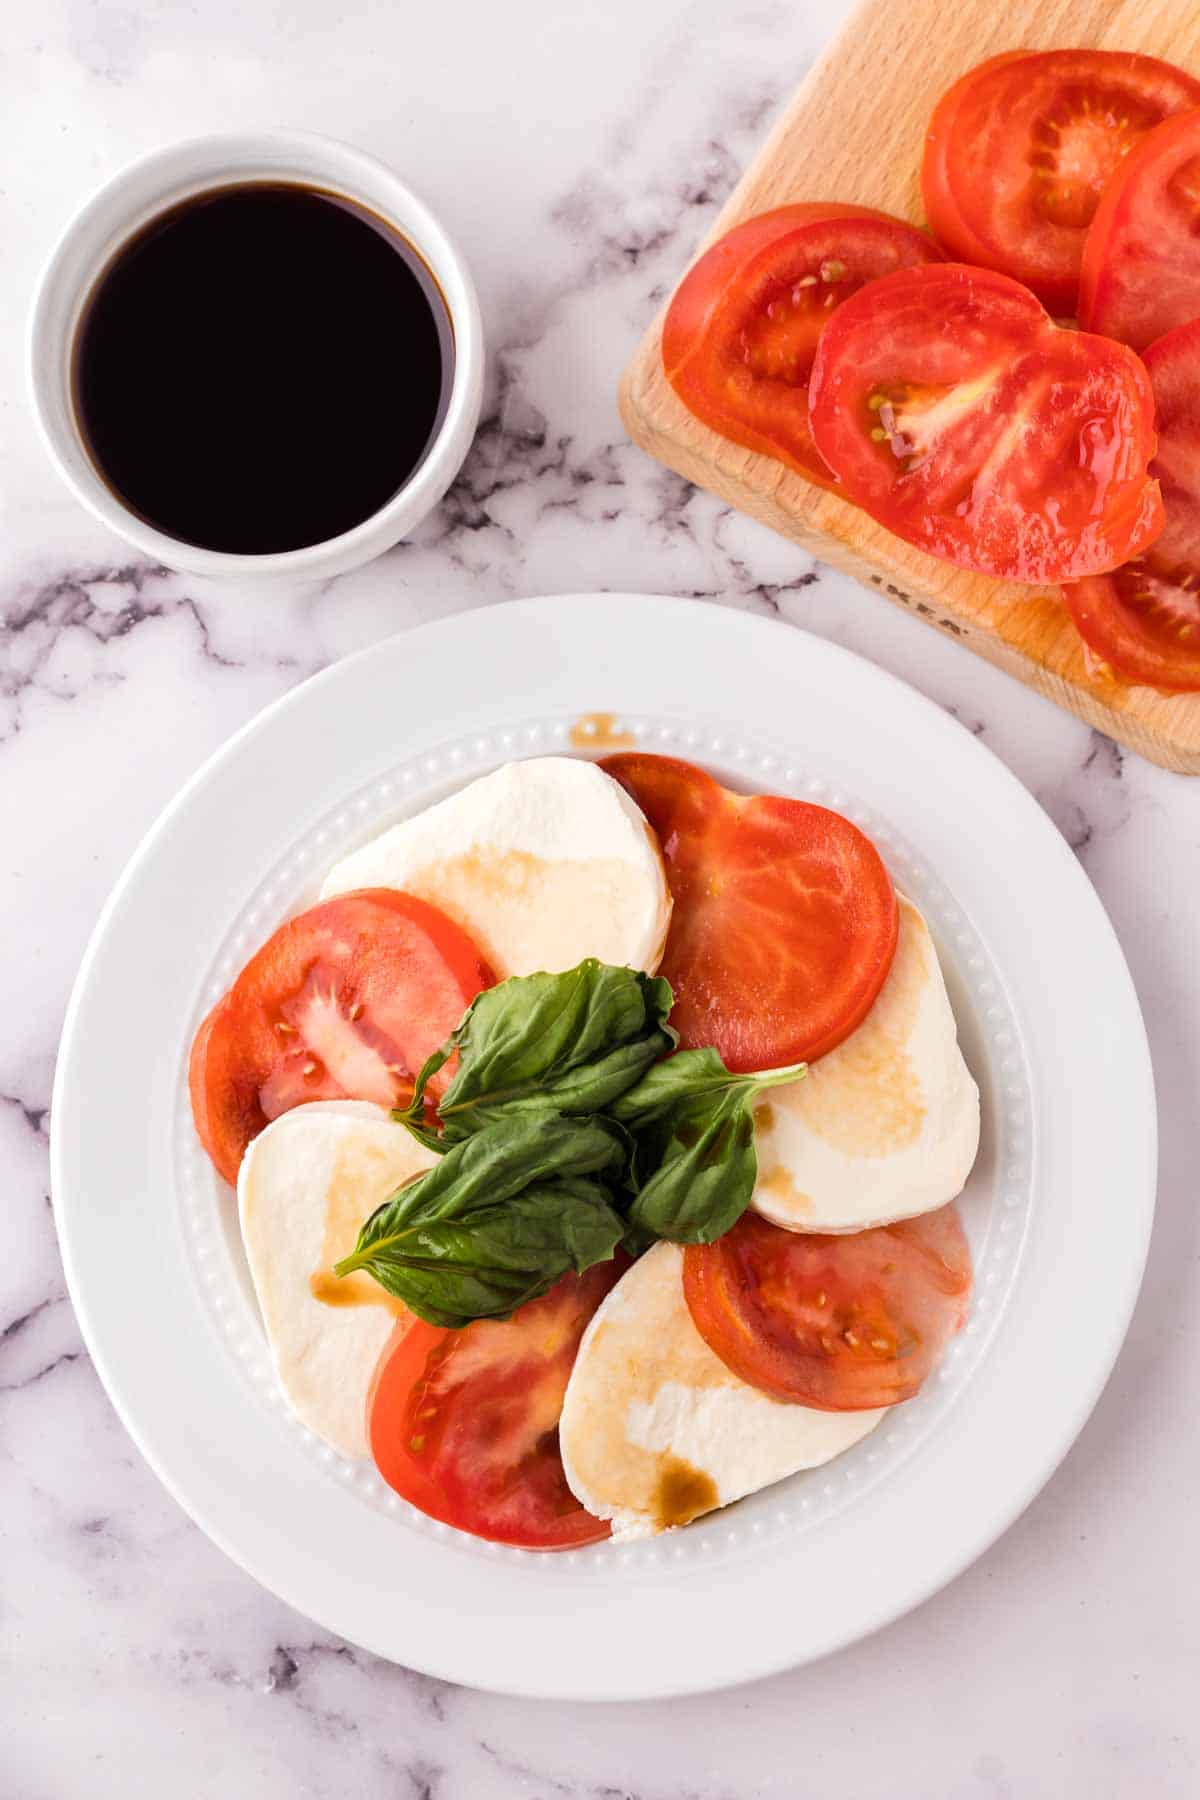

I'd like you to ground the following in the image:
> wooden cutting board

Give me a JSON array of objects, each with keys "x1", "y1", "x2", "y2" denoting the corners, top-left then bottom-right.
[{"x1": 619, "y1": 0, "x2": 1200, "y2": 774}]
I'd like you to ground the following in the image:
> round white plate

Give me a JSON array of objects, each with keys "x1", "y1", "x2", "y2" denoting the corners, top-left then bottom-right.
[{"x1": 52, "y1": 595, "x2": 1155, "y2": 1699}]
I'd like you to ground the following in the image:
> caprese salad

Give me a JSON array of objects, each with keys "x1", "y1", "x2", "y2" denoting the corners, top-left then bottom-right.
[
  {"x1": 191, "y1": 750, "x2": 980, "y2": 1549},
  {"x1": 663, "y1": 46, "x2": 1200, "y2": 692}
]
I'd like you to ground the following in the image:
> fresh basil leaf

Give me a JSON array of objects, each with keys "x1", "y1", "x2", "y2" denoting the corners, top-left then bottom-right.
[
  {"x1": 388, "y1": 1102, "x2": 446, "y2": 1156},
  {"x1": 624, "y1": 1061, "x2": 808, "y2": 1245},
  {"x1": 397, "y1": 959, "x2": 676, "y2": 1146},
  {"x1": 334, "y1": 1114, "x2": 627, "y2": 1325},
  {"x1": 347, "y1": 1178, "x2": 625, "y2": 1329},
  {"x1": 626, "y1": 1086, "x2": 758, "y2": 1244},
  {"x1": 612, "y1": 1048, "x2": 806, "y2": 1129},
  {"x1": 343, "y1": 1114, "x2": 626, "y2": 1255},
  {"x1": 620, "y1": 1215, "x2": 658, "y2": 1261},
  {"x1": 390, "y1": 1042, "x2": 452, "y2": 1147}
]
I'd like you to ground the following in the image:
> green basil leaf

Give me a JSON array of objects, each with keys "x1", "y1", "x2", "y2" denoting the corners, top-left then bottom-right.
[
  {"x1": 343, "y1": 1113, "x2": 626, "y2": 1255},
  {"x1": 388, "y1": 1106, "x2": 447, "y2": 1156},
  {"x1": 620, "y1": 1216, "x2": 658, "y2": 1261},
  {"x1": 611, "y1": 1048, "x2": 807, "y2": 1129},
  {"x1": 624, "y1": 1061, "x2": 808, "y2": 1245},
  {"x1": 399, "y1": 960, "x2": 676, "y2": 1146},
  {"x1": 390, "y1": 1042, "x2": 452, "y2": 1147},
  {"x1": 626, "y1": 1086, "x2": 758, "y2": 1245},
  {"x1": 333, "y1": 1114, "x2": 627, "y2": 1325},
  {"x1": 347, "y1": 1178, "x2": 625, "y2": 1329}
]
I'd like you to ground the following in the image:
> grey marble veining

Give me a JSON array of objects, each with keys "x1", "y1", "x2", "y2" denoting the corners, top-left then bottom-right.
[{"x1": 2, "y1": 0, "x2": 1199, "y2": 1794}]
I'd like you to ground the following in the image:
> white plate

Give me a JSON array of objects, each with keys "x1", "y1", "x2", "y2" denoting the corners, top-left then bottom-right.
[{"x1": 51, "y1": 595, "x2": 1156, "y2": 1699}]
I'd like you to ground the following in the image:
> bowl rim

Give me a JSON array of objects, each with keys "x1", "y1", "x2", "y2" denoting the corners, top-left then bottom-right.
[{"x1": 26, "y1": 129, "x2": 485, "y2": 582}]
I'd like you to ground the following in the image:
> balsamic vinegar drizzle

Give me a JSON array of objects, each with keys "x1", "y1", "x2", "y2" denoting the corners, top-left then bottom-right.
[{"x1": 72, "y1": 182, "x2": 453, "y2": 555}]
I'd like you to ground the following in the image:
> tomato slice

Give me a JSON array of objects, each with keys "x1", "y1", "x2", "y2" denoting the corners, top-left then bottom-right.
[
  {"x1": 1079, "y1": 111, "x2": 1200, "y2": 352},
  {"x1": 367, "y1": 1260, "x2": 623, "y2": 1549},
  {"x1": 1062, "y1": 317, "x2": 1200, "y2": 692},
  {"x1": 808, "y1": 263, "x2": 1163, "y2": 583},
  {"x1": 1065, "y1": 566, "x2": 1200, "y2": 691},
  {"x1": 921, "y1": 52, "x2": 1030, "y2": 283},
  {"x1": 683, "y1": 1208, "x2": 972, "y2": 1411},
  {"x1": 190, "y1": 889, "x2": 493, "y2": 1185},
  {"x1": 922, "y1": 50, "x2": 1200, "y2": 313},
  {"x1": 663, "y1": 203, "x2": 943, "y2": 487},
  {"x1": 601, "y1": 754, "x2": 898, "y2": 1071}
]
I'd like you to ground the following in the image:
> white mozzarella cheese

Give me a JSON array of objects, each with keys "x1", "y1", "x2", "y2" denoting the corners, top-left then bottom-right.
[
  {"x1": 319, "y1": 756, "x2": 672, "y2": 978},
  {"x1": 237, "y1": 1100, "x2": 436, "y2": 1458},
  {"x1": 751, "y1": 895, "x2": 980, "y2": 1234},
  {"x1": 559, "y1": 1242, "x2": 882, "y2": 1540}
]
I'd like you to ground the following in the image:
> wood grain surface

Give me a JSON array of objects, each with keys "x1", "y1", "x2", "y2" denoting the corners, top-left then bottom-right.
[{"x1": 620, "y1": 0, "x2": 1200, "y2": 773}]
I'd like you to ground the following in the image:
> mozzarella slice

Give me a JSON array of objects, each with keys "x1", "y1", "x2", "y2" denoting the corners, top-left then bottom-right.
[
  {"x1": 237, "y1": 1100, "x2": 436, "y2": 1457},
  {"x1": 559, "y1": 1242, "x2": 882, "y2": 1540},
  {"x1": 751, "y1": 895, "x2": 980, "y2": 1234},
  {"x1": 320, "y1": 756, "x2": 672, "y2": 978}
]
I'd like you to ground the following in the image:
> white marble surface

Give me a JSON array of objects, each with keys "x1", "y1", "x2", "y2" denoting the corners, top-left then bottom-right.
[{"x1": 3, "y1": 0, "x2": 1198, "y2": 1791}]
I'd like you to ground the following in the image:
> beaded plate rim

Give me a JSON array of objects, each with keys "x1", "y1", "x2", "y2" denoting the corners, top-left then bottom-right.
[{"x1": 175, "y1": 709, "x2": 1034, "y2": 1575}]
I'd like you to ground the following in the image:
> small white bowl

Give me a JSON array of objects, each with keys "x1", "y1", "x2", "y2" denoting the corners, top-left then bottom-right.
[{"x1": 28, "y1": 132, "x2": 484, "y2": 584}]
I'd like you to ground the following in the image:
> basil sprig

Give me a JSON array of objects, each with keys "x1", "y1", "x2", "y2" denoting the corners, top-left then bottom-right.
[
  {"x1": 334, "y1": 1115, "x2": 627, "y2": 1328},
  {"x1": 394, "y1": 959, "x2": 675, "y2": 1148},
  {"x1": 616, "y1": 1050, "x2": 807, "y2": 1244},
  {"x1": 336, "y1": 962, "x2": 807, "y2": 1326}
]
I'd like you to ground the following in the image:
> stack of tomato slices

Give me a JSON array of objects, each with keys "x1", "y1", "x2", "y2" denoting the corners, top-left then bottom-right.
[
  {"x1": 663, "y1": 46, "x2": 1200, "y2": 691},
  {"x1": 191, "y1": 754, "x2": 973, "y2": 1550}
]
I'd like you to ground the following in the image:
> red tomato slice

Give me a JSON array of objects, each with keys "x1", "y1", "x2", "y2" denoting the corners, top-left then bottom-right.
[
  {"x1": 663, "y1": 203, "x2": 944, "y2": 487},
  {"x1": 1079, "y1": 110, "x2": 1200, "y2": 351},
  {"x1": 1066, "y1": 567, "x2": 1200, "y2": 691},
  {"x1": 1063, "y1": 318, "x2": 1200, "y2": 692},
  {"x1": 190, "y1": 889, "x2": 493, "y2": 1185},
  {"x1": 601, "y1": 754, "x2": 898, "y2": 1071},
  {"x1": 921, "y1": 52, "x2": 1030, "y2": 283},
  {"x1": 683, "y1": 1208, "x2": 973, "y2": 1411},
  {"x1": 367, "y1": 1261, "x2": 623, "y2": 1549},
  {"x1": 808, "y1": 262, "x2": 1164, "y2": 583},
  {"x1": 922, "y1": 50, "x2": 1200, "y2": 313}
]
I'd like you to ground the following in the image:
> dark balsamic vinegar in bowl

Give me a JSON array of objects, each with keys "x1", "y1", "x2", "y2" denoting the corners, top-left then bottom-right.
[{"x1": 72, "y1": 184, "x2": 454, "y2": 555}]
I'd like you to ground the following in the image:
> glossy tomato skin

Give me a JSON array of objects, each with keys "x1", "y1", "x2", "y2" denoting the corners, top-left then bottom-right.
[
  {"x1": 601, "y1": 753, "x2": 898, "y2": 1072},
  {"x1": 662, "y1": 204, "x2": 943, "y2": 487},
  {"x1": 683, "y1": 1208, "x2": 972, "y2": 1411},
  {"x1": 190, "y1": 889, "x2": 493, "y2": 1185},
  {"x1": 367, "y1": 1260, "x2": 624, "y2": 1549},
  {"x1": 808, "y1": 263, "x2": 1164, "y2": 583},
  {"x1": 921, "y1": 50, "x2": 1200, "y2": 313},
  {"x1": 921, "y1": 52, "x2": 1029, "y2": 284},
  {"x1": 1079, "y1": 111, "x2": 1200, "y2": 352},
  {"x1": 1062, "y1": 318, "x2": 1200, "y2": 692}
]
